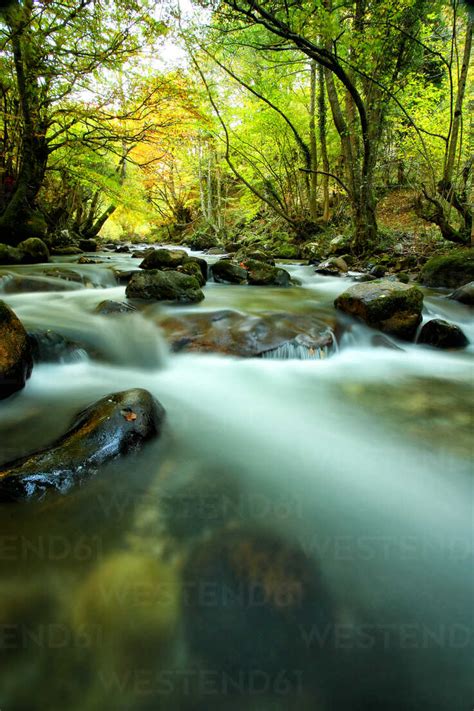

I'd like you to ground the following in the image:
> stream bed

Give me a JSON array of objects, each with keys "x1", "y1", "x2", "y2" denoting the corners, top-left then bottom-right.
[{"x1": 0, "y1": 248, "x2": 472, "y2": 710}]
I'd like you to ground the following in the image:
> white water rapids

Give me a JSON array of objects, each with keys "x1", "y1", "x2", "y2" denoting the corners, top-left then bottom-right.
[{"x1": 0, "y1": 250, "x2": 472, "y2": 710}]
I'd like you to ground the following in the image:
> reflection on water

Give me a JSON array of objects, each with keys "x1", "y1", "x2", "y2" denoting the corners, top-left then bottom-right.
[{"x1": 0, "y1": 250, "x2": 472, "y2": 710}]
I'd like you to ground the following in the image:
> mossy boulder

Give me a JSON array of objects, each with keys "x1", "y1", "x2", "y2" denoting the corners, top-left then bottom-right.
[
  {"x1": 17, "y1": 237, "x2": 50, "y2": 264},
  {"x1": 186, "y1": 231, "x2": 220, "y2": 251},
  {"x1": 335, "y1": 280, "x2": 424, "y2": 340},
  {"x1": 420, "y1": 250, "x2": 474, "y2": 288},
  {"x1": 0, "y1": 301, "x2": 33, "y2": 400},
  {"x1": 182, "y1": 527, "x2": 334, "y2": 678},
  {"x1": 243, "y1": 258, "x2": 291, "y2": 286},
  {"x1": 0, "y1": 388, "x2": 165, "y2": 501},
  {"x1": 211, "y1": 260, "x2": 248, "y2": 284},
  {"x1": 235, "y1": 248, "x2": 275, "y2": 265},
  {"x1": 0, "y1": 243, "x2": 22, "y2": 264},
  {"x1": 139, "y1": 248, "x2": 187, "y2": 270},
  {"x1": 178, "y1": 260, "x2": 206, "y2": 286},
  {"x1": 126, "y1": 269, "x2": 204, "y2": 303},
  {"x1": 449, "y1": 282, "x2": 474, "y2": 306},
  {"x1": 417, "y1": 319, "x2": 469, "y2": 349},
  {"x1": 182, "y1": 255, "x2": 208, "y2": 282}
]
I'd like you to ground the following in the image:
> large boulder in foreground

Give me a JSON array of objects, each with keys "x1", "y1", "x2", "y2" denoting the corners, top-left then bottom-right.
[
  {"x1": 139, "y1": 248, "x2": 187, "y2": 270},
  {"x1": 0, "y1": 389, "x2": 165, "y2": 502},
  {"x1": 420, "y1": 250, "x2": 474, "y2": 288},
  {"x1": 449, "y1": 281, "x2": 474, "y2": 306},
  {"x1": 335, "y1": 280, "x2": 424, "y2": 340},
  {"x1": 126, "y1": 269, "x2": 204, "y2": 303},
  {"x1": 0, "y1": 301, "x2": 33, "y2": 400},
  {"x1": 17, "y1": 237, "x2": 50, "y2": 264},
  {"x1": 417, "y1": 319, "x2": 469, "y2": 349}
]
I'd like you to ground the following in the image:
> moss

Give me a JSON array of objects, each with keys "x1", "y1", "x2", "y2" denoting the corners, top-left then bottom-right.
[{"x1": 420, "y1": 249, "x2": 474, "y2": 288}]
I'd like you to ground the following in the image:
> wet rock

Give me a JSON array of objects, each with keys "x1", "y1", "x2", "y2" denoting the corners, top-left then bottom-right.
[
  {"x1": 335, "y1": 280, "x2": 424, "y2": 340},
  {"x1": 449, "y1": 281, "x2": 474, "y2": 306},
  {"x1": 113, "y1": 269, "x2": 137, "y2": 285},
  {"x1": 243, "y1": 258, "x2": 291, "y2": 286},
  {"x1": 95, "y1": 300, "x2": 136, "y2": 316},
  {"x1": 114, "y1": 244, "x2": 130, "y2": 253},
  {"x1": 182, "y1": 527, "x2": 334, "y2": 678},
  {"x1": 43, "y1": 268, "x2": 85, "y2": 284},
  {"x1": 211, "y1": 260, "x2": 248, "y2": 284},
  {"x1": 17, "y1": 238, "x2": 50, "y2": 264},
  {"x1": 28, "y1": 330, "x2": 87, "y2": 363},
  {"x1": 159, "y1": 310, "x2": 335, "y2": 357},
  {"x1": 420, "y1": 250, "x2": 474, "y2": 288},
  {"x1": 206, "y1": 246, "x2": 227, "y2": 255},
  {"x1": 397, "y1": 272, "x2": 410, "y2": 284},
  {"x1": 51, "y1": 246, "x2": 83, "y2": 255},
  {"x1": 315, "y1": 257, "x2": 348, "y2": 276},
  {"x1": 352, "y1": 273, "x2": 376, "y2": 283},
  {"x1": 126, "y1": 269, "x2": 204, "y2": 303},
  {"x1": 0, "y1": 301, "x2": 33, "y2": 400},
  {"x1": 77, "y1": 256, "x2": 102, "y2": 265},
  {"x1": 78, "y1": 238, "x2": 97, "y2": 252},
  {"x1": 417, "y1": 319, "x2": 469, "y2": 349},
  {"x1": 0, "y1": 243, "x2": 23, "y2": 264},
  {"x1": 0, "y1": 389, "x2": 165, "y2": 501},
  {"x1": 140, "y1": 248, "x2": 187, "y2": 270},
  {"x1": 370, "y1": 264, "x2": 386, "y2": 278}
]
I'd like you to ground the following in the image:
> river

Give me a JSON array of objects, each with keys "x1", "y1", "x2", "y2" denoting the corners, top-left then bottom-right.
[{"x1": 0, "y1": 247, "x2": 472, "y2": 710}]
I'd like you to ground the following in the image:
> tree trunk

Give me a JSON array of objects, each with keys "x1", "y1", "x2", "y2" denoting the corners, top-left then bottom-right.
[
  {"x1": 308, "y1": 61, "x2": 318, "y2": 220},
  {"x1": 318, "y1": 63, "x2": 330, "y2": 222},
  {"x1": 0, "y1": 1, "x2": 48, "y2": 244}
]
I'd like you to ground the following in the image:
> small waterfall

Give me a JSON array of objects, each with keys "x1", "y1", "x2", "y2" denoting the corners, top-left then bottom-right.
[{"x1": 261, "y1": 341, "x2": 330, "y2": 359}]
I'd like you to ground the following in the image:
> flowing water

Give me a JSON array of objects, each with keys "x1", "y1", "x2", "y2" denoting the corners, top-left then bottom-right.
[{"x1": 0, "y1": 248, "x2": 472, "y2": 710}]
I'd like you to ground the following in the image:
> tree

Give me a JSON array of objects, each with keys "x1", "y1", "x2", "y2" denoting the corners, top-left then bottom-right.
[
  {"x1": 211, "y1": 0, "x2": 431, "y2": 252},
  {"x1": 0, "y1": 0, "x2": 163, "y2": 244}
]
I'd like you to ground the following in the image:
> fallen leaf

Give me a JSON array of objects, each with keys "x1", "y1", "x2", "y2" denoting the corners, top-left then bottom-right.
[{"x1": 121, "y1": 409, "x2": 137, "y2": 421}]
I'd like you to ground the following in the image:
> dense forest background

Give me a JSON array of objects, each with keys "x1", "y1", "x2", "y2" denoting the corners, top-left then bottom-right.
[{"x1": 0, "y1": 0, "x2": 472, "y2": 256}]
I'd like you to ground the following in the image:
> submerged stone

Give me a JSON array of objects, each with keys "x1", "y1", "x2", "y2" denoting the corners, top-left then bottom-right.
[{"x1": 182, "y1": 527, "x2": 334, "y2": 680}]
